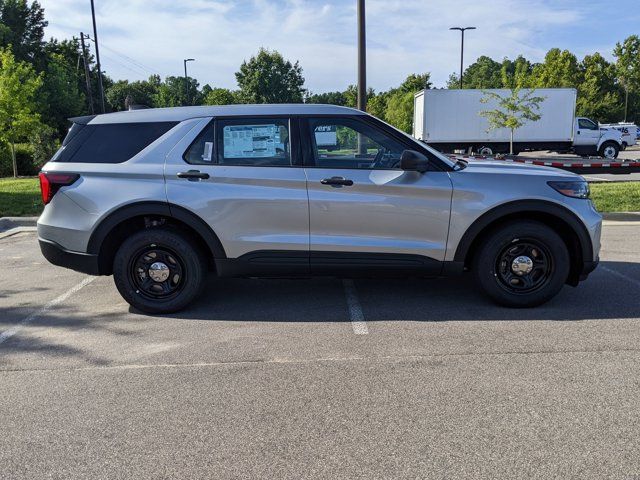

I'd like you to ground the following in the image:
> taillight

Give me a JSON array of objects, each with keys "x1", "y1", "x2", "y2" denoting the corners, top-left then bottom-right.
[{"x1": 39, "y1": 172, "x2": 79, "y2": 205}]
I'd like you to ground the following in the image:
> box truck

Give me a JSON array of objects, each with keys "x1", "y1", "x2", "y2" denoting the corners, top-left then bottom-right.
[{"x1": 413, "y1": 88, "x2": 622, "y2": 159}]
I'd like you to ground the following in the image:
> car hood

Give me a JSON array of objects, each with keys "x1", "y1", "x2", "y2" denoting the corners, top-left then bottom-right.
[{"x1": 458, "y1": 159, "x2": 581, "y2": 179}]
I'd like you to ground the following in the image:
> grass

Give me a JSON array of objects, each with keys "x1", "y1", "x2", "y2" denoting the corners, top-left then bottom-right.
[
  {"x1": 0, "y1": 177, "x2": 638, "y2": 217},
  {"x1": 589, "y1": 182, "x2": 640, "y2": 213},
  {"x1": 0, "y1": 177, "x2": 42, "y2": 217}
]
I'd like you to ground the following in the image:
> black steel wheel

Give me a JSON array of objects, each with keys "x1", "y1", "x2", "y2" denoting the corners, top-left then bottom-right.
[
  {"x1": 113, "y1": 228, "x2": 207, "y2": 314},
  {"x1": 494, "y1": 239, "x2": 553, "y2": 295},
  {"x1": 473, "y1": 221, "x2": 570, "y2": 308},
  {"x1": 129, "y1": 245, "x2": 186, "y2": 300}
]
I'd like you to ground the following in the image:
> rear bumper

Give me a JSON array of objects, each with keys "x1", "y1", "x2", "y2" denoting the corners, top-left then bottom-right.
[{"x1": 39, "y1": 238, "x2": 101, "y2": 275}]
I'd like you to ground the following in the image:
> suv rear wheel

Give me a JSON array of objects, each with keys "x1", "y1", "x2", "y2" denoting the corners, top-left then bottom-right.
[
  {"x1": 113, "y1": 228, "x2": 207, "y2": 313},
  {"x1": 473, "y1": 221, "x2": 570, "y2": 307}
]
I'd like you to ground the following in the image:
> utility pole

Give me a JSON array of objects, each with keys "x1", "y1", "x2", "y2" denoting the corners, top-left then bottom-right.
[
  {"x1": 183, "y1": 58, "x2": 195, "y2": 106},
  {"x1": 357, "y1": 0, "x2": 366, "y2": 154},
  {"x1": 450, "y1": 26, "x2": 476, "y2": 89},
  {"x1": 357, "y1": 0, "x2": 366, "y2": 112},
  {"x1": 79, "y1": 33, "x2": 95, "y2": 115},
  {"x1": 90, "y1": 0, "x2": 105, "y2": 113}
]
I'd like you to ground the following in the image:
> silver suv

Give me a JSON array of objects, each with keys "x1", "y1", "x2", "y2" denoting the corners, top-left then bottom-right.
[{"x1": 37, "y1": 104, "x2": 601, "y2": 313}]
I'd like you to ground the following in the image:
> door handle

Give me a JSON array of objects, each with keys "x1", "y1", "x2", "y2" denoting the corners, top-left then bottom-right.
[
  {"x1": 321, "y1": 176, "x2": 354, "y2": 187},
  {"x1": 177, "y1": 170, "x2": 210, "y2": 180}
]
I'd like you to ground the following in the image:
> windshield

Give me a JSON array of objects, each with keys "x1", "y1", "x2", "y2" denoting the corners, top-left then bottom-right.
[{"x1": 372, "y1": 115, "x2": 457, "y2": 169}]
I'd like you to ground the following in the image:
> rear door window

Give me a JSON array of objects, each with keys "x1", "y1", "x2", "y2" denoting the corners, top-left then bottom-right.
[{"x1": 184, "y1": 119, "x2": 292, "y2": 167}]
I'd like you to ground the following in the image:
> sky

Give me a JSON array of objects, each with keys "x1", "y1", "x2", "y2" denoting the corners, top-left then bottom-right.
[{"x1": 39, "y1": 0, "x2": 640, "y2": 94}]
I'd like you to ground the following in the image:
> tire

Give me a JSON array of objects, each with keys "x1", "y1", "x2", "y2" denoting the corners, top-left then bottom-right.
[
  {"x1": 472, "y1": 221, "x2": 570, "y2": 308},
  {"x1": 113, "y1": 228, "x2": 207, "y2": 314},
  {"x1": 478, "y1": 146, "x2": 493, "y2": 156},
  {"x1": 599, "y1": 141, "x2": 619, "y2": 160}
]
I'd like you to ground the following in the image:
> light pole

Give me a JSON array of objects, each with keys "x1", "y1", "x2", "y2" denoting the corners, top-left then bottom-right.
[
  {"x1": 90, "y1": 0, "x2": 105, "y2": 113},
  {"x1": 183, "y1": 58, "x2": 195, "y2": 105},
  {"x1": 624, "y1": 83, "x2": 629, "y2": 122},
  {"x1": 450, "y1": 26, "x2": 476, "y2": 89}
]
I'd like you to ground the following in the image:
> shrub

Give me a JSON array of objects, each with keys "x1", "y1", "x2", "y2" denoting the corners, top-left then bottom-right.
[
  {"x1": 0, "y1": 143, "x2": 37, "y2": 177},
  {"x1": 30, "y1": 125, "x2": 60, "y2": 168}
]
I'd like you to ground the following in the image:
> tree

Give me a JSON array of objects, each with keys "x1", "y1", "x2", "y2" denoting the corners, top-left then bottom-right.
[
  {"x1": 613, "y1": 35, "x2": 640, "y2": 122},
  {"x1": 235, "y1": 48, "x2": 305, "y2": 103},
  {"x1": 0, "y1": 0, "x2": 47, "y2": 66},
  {"x1": 532, "y1": 48, "x2": 580, "y2": 88},
  {"x1": 106, "y1": 75, "x2": 161, "y2": 111},
  {"x1": 385, "y1": 91, "x2": 414, "y2": 133},
  {"x1": 305, "y1": 90, "x2": 347, "y2": 105},
  {"x1": 480, "y1": 88, "x2": 545, "y2": 155},
  {"x1": 501, "y1": 56, "x2": 534, "y2": 89},
  {"x1": 41, "y1": 52, "x2": 84, "y2": 134},
  {"x1": 399, "y1": 73, "x2": 431, "y2": 93},
  {"x1": 577, "y1": 53, "x2": 622, "y2": 122},
  {"x1": 0, "y1": 47, "x2": 43, "y2": 176},
  {"x1": 153, "y1": 75, "x2": 201, "y2": 107},
  {"x1": 448, "y1": 56, "x2": 502, "y2": 89},
  {"x1": 203, "y1": 87, "x2": 238, "y2": 105}
]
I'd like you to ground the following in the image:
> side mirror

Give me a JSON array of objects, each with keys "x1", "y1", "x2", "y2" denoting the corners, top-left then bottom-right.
[{"x1": 400, "y1": 150, "x2": 429, "y2": 173}]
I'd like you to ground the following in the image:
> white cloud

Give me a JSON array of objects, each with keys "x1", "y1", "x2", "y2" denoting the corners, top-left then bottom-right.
[{"x1": 38, "y1": 0, "x2": 626, "y2": 93}]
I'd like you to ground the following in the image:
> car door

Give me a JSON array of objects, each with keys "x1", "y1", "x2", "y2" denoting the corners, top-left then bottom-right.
[
  {"x1": 301, "y1": 115, "x2": 453, "y2": 275},
  {"x1": 574, "y1": 118, "x2": 601, "y2": 147},
  {"x1": 165, "y1": 116, "x2": 309, "y2": 272}
]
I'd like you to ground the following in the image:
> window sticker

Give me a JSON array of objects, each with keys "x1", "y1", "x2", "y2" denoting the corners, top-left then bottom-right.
[
  {"x1": 202, "y1": 141, "x2": 213, "y2": 162},
  {"x1": 223, "y1": 124, "x2": 282, "y2": 158},
  {"x1": 314, "y1": 125, "x2": 337, "y2": 148}
]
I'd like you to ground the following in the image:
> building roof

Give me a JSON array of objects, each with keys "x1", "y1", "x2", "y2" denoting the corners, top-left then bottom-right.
[{"x1": 78, "y1": 104, "x2": 365, "y2": 125}]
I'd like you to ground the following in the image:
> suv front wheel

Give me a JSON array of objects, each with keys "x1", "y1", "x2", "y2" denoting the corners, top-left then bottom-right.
[
  {"x1": 113, "y1": 228, "x2": 207, "y2": 314},
  {"x1": 473, "y1": 221, "x2": 570, "y2": 307}
]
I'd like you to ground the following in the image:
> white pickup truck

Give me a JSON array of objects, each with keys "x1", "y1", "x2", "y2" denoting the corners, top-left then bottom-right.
[
  {"x1": 413, "y1": 89, "x2": 623, "y2": 159},
  {"x1": 600, "y1": 122, "x2": 638, "y2": 150}
]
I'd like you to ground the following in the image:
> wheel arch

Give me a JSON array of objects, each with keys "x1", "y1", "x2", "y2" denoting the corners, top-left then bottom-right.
[
  {"x1": 87, "y1": 201, "x2": 226, "y2": 275},
  {"x1": 454, "y1": 200, "x2": 593, "y2": 285}
]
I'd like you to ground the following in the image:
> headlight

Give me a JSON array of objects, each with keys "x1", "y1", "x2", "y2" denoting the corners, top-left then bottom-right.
[{"x1": 547, "y1": 181, "x2": 590, "y2": 199}]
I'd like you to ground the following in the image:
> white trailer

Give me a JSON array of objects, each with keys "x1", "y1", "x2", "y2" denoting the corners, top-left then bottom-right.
[{"x1": 413, "y1": 88, "x2": 622, "y2": 158}]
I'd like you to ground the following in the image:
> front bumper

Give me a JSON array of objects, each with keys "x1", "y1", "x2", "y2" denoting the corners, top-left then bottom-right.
[
  {"x1": 39, "y1": 238, "x2": 100, "y2": 275},
  {"x1": 579, "y1": 258, "x2": 599, "y2": 282}
]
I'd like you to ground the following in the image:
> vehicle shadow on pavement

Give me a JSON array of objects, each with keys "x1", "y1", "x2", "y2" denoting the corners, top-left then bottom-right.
[
  {"x1": 0, "y1": 305, "x2": 130, "y2": 367},
  {"x1": 169, "y1": 260, "x2": 640, "y2": 323}
]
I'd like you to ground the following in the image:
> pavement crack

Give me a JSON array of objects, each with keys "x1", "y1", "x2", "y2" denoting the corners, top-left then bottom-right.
[{"x1": 2, "y1": 347, "x2": 640, "y2": 374}]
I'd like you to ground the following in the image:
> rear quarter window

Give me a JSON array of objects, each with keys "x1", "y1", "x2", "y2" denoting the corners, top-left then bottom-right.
[{"x1": 54, "y1": 122, "x2": 178, "y2": 163}]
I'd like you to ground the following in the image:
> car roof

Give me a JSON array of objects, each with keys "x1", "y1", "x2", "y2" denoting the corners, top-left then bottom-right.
[{"x1": 73, "y1": 104, "x2": 366, "y2": 125}]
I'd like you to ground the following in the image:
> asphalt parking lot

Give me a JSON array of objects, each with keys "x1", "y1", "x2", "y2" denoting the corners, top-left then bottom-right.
[{"x1": 1, "y1": 224, "x2": 640, "y2": 479}]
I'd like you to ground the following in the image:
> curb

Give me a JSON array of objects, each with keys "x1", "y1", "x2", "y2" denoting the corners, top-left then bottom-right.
[
  {"x1": 0, "y1": 226, "x2": 38, "y2": 240},
  {"x1": 601, "y1": 212, "x2": 640, "y2": 222},
  {"x1": 0, "y1": 216, "x2": 39, "y2": 233}
]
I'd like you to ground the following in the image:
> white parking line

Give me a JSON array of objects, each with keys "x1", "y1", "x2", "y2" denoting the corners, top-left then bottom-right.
[
  {"x1": 601, "y1": 266, "x2": 640, "y2": 289},
  {"x1": 0, "y1": 276, "x2": 95, "y2": 345},
  {"x1": 342, "y1": 279, "x2": 368, "y2": 335}
]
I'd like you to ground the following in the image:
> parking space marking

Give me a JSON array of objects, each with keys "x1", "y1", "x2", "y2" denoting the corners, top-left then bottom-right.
[
  {"x1": 0, "y1": 276, "x2": 95, "y2": 345},
  {"x1": 601, "y1": 266, "x2": 640, "y2": 289},
  {"x1": 342, "y1": 279, "x2": 368, "y2": 335}
]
